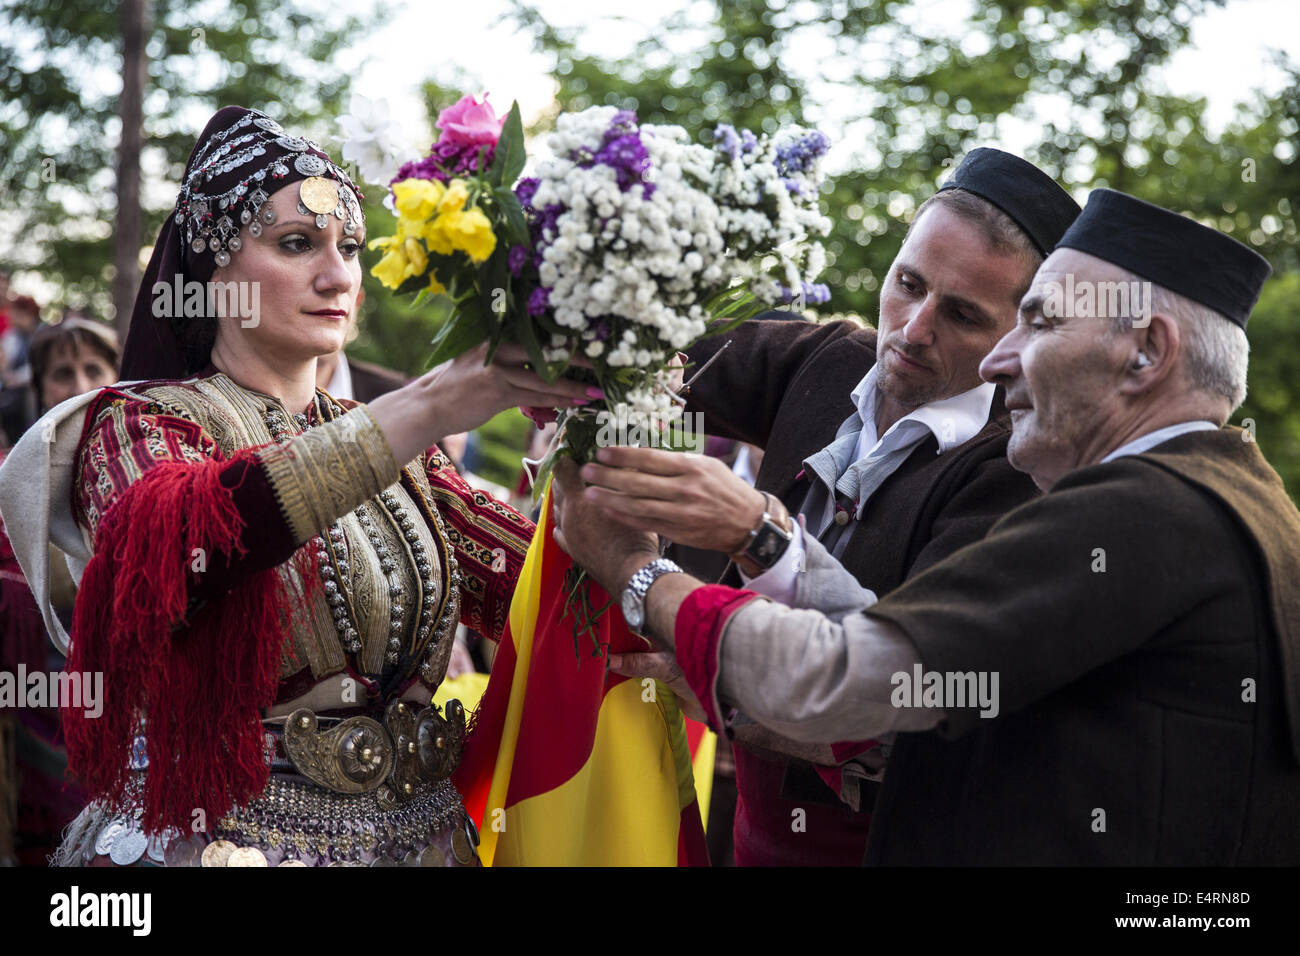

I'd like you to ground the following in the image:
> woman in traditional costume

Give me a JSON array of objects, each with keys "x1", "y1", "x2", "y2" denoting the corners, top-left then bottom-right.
[{"x1": 0, "y1": 106, "x2": 589, "y2": 867}]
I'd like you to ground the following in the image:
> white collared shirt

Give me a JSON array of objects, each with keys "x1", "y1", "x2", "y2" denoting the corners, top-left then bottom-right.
[
  {"x1": 1099, "y1": 420, "x2": 1218, "y2": 463},
  {"x1": 325, "y1": 353, "x2": 355, "y2": 401},
  {"x1": 741, "y1": 365, "x2": 997, "y2": 602}
]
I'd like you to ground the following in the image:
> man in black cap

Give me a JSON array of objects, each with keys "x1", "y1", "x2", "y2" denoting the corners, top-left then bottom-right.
[
  {"x1": 585, "y1": 148, "x2": 1080, "y2": 865},
  {"x1": 554, "y1": 188, "x2": 1300, "y2": 864}
]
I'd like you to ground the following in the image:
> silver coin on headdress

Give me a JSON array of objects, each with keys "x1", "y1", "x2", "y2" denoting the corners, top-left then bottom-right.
[
  {"x1": 451, "y1": 827, "x2": 474, "y2": 864},
  {"x1": 275, "y1": 135, "x2": 309, "y2": 152},
  {"x1": 253, "y1": 116, "x2": 285, "y2": 134},
  {"x1": 418, "y1": 845, "x2": 446, "y2": 867},
  {"x1": 293, "y1": 153, "x2": 327, "y2": 177}
]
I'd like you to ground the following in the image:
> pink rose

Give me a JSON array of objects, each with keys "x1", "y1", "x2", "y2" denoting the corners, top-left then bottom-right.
[{"x1": 436, "y1": 94, "x2": 506, "y2": 147}]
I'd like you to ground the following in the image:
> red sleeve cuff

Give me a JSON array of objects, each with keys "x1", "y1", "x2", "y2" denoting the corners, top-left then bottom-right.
[{"x1": 674, "y1": 584, "x2": 761, "y2": 732}]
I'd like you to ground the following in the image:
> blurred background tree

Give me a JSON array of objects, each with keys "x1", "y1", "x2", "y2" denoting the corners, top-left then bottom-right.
[{"x1": 0, "y1": 0, "x2": 361, "y2": 330}]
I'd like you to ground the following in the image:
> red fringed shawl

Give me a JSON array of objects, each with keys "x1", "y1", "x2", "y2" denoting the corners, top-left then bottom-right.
[{"x1": 65, "y1": 448, "x2": 301, "y2": 834}]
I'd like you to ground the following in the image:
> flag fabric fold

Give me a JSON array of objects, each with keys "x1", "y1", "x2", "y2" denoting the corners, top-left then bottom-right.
[{"x1": 453, "y1": 484, "x2": 712, "y2": 866}]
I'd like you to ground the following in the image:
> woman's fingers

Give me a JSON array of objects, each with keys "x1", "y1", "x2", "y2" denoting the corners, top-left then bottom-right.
[
  {"x1": 491, "y1": 341, "x2": 594, "y2": 371},
  {"x1": 497, "y1": 365, "x2": 599, "y2": 403}
]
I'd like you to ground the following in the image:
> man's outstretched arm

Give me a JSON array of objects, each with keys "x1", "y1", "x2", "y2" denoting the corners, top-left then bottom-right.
[{"x1": 552, "y1": 458, "x2": 942, "y2": 743}]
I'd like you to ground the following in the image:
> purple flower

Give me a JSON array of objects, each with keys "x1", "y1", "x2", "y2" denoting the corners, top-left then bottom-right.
[
  {"x1": 514, "y1": 177, "x2": 540, "y2": 211},
  {"x1": 803, "y1": 282, "x2": 831, "y2": 304},
  {"x1": 392, "y1": 154, "x2": 447, "y2": 185},
  {"x1": 713, "y1": 124, "x2": 741, "y2": 160},
  {"x1": 741, "y1": 129, "x2": 758, "y2": 154},
  {"x1": 567, "y1": 112, "x2": 655, "y2": 196},
  {"x1": 591, "y1": 317, "x2": 611, "y2": 341},
  {"x1": 389, "y1": 138, "x2": 496, "y2": 189},
  {"x1": 775, "y1": 130, "x2": 830, "y2": 177},
  {"x1": 777, "y1": 282, "x2": 832, "y2": 305},
  {"x1": 508, "y1": 244, "x2": 530, "y2": 277},
  {"x1": 527, "y1": 286, "x2": 550, "y2": 316},
  {"x1": 535, "y1": 202, "x2": 565, "y2": 241},
  {"x1": 605, "y1": 110, "x2": 639, "y2": 141},
  {"x1": 594, "y1": 133, "x2": 652, "y2": 192}
]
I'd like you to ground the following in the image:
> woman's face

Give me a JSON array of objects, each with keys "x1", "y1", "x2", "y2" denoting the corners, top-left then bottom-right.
[
  {"x1": 41, "y1": 340, "x2": 117, "y2": 409},
  {"x1": 208, "y1": 185, "x2": 365, "y2": 366}
]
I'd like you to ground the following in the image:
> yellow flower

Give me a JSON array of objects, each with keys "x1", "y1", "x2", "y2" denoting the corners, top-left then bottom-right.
[
  {"x1": 442, "y1": 206, "x2": 497, "y2": 263},
  {"x1": 403, "y1": 236, "x2": 428, "y2": 275},
  {"x1": 426, "y1": 273, "x2": 447, "y2": 296},
  {"x1": 368, "y1": 227, "x2": 431, "y2": 289},
  {"x1": 371, "y1": 243, "x2": 410, "y2": 290},
  {"x1": 438, "y1": 179, "x2": 470, "y2": 216},
  {"x1": 419, "y1": 216, "x2": 456, "y2": 257},
  {"x1": 393, "y1": 178, "x2": 445, "y2": 222}
]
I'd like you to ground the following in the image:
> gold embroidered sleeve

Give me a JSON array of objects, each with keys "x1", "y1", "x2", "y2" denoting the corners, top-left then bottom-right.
[{"x1": 257, "y1": 406, "x2": 402, "y2": 546}]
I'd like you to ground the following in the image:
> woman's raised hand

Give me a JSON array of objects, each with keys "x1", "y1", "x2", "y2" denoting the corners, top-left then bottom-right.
[{"x1": 366, "y1": 342, "x2": 596, "y2": 466}]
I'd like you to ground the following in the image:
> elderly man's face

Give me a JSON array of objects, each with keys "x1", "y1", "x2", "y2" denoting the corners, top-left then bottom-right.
[
  {"x1": 979, "y1": 248, "x2": 1133, "y2": 489},
  {"x1": 875, "y1": 202, "x2": 1034, "y2": 411}
]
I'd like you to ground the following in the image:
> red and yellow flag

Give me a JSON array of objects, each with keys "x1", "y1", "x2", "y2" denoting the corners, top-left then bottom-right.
[{"x1": 452, "y1": 487, "x2": 712, "y2": 866}]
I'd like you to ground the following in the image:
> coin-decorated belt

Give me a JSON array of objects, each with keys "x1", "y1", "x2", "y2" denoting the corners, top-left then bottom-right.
[{"x1": 274, "y1": 698, "x2": 466, "y2": 808}]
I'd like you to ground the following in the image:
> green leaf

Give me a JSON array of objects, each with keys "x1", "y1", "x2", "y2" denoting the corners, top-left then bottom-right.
[
  {"x1": 493, "y1": 186, "x2": 531, "y2": 246},
  {"x1": 487, "y1": 101, "x2": 526, "y2": 188},
  {"x1": 511, "y1": 302, "x2": 550, "y2": 378},
  {"x1": 481, "y1": 247, "x2": 512, "y2": 336},
  {"x1": 426, "y1": 299, "x2": 491, "y2": 369}
]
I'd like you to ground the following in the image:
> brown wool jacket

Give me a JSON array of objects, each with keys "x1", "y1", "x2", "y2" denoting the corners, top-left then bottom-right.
[{"x1": 682, "y1": 315, "x2": 1040, "y2": 866}]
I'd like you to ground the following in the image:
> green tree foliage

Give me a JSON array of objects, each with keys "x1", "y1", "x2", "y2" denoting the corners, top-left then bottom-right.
[
  {"x1": 1234, "y1": 273, "x2": 1300, "y2": 489},
  {"x1": 0, "y1": 0, "x2": 361, "y2": 319}
]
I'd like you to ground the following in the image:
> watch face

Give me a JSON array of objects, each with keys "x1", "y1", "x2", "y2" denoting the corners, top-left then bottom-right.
[
  {"x1": 749, "y1": 522, "x2": 791, "y2": 566},
  {"x1": 755, "y1": 527, "x2": 781, "y2": 559},
  {"x1": 621, "y1": 588, "x2": 644, "y2": 631}
]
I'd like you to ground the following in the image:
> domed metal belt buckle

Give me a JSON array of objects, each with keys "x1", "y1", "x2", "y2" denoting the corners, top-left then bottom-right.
[
  {"x1": 281, "y1": 701, "x2": 466, "y2": 804},
  {"x1": 377, "y1": 699, "x2": 466, "y2": 810},
  {"x1": 282, "y1": 709, "x2": 395, "y2": 794}
]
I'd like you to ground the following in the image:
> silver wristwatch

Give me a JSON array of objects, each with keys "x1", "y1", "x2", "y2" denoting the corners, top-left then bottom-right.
[{"x1": 620, "y1": 558, "x2": 683, "y2": 635}]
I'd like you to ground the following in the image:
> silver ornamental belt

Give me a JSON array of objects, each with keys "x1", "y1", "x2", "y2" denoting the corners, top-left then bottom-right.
[{"x1": 276, "y1": 699, "x2": 466, "y2": 808}]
